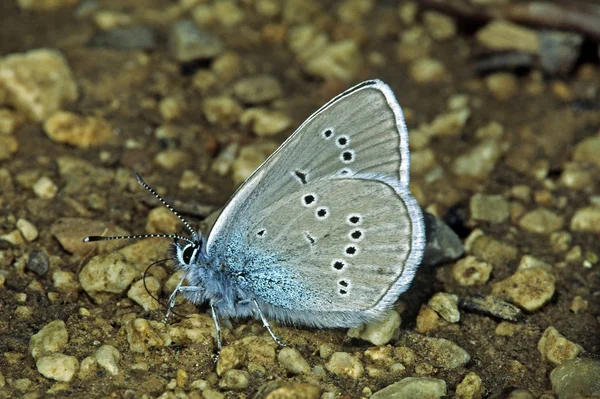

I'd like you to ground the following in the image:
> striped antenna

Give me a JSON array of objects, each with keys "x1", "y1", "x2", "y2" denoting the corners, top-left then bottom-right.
[{"x1": 83, "y1": 233, "x2": 194, "y2": 245}]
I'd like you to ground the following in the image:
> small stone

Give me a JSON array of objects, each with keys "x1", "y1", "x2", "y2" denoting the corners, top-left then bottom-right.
[
  {"x1": 79, "y1": 252, "x2": 138, "y2": 303},
  {"x1": 95, "y1": 345, "x2": 121, "y2": 376},
  {"x1": 452, "y1": 139, "x2": 505, "y2": 179},
  {"x1": 240, "y1": 108, "x2": 292, "y2": 136},
  {"x1": 33, "y1": 176, "x2": 58, "y2": 199},
  {"x1": 422, "y1": 337, "x2": 471, "y2": 370},
  {"x1": 397, "y1": 27, "x2": 433, "y2": 62},
  {"x1": 539, "y1": 31, "x2": 583, "y2": 75},
  {"x1": 423, "y1": 11, "x2": 457, "y2": 41},
  {"x1": 347, "y1": 309, "x2": 400, "y2": 346},
  {"x1": 277, "y1": 347, "x2": 310, "y2": 375},
  {"x1": 16, "y1": 218, "x2": 38, "y2": 242},
  {"x1": 44, "y1": 111, "x2": 113, "y2": 149},
  {"x1": 52, "y1": 270, "x2": 80, "y2": 295},
  {"x1": 51, "y1": 217, "x2": 130, "y2": 255},
  {"x1": 219, "y1": 369, "x2": 250, "y2": 390},
  {"x1": 233, "y1": 75, "x2": 282, "y2": 104},
  {"x1": 573, "y1": 136, "x2": 600, "y2": 168},
  {"x1": 127, "y1": 277, "x2": 161, "y2": 311},
  {"x1": 485, "y1": 73, "x2": 518, "y2": 100},
  {"x1": 470, "y1": 194, "x2": 509, "y2": 224},
  {"x1": 519, "y1": 208, "x2": 564, "y2": 234},
  {"x1": 192, "y1": 70, "x2": 218, "y2": 92},
  {"x1": 517, "y1": 255, "x2": 552, "y2": 271},
  {"x1": 0, "y1": 136, "x2": 18, "y2": 160},
  {"x1": 154, "y1": 149, "x2": 190, "y2": 170},
  {"x1": 411, "y1": 148, "x2": 437, "y2": 175},
  {"x1": 168, "y1": 313, "x2": 214, "y2": 348},
  {"x1": 77, "y1": 357, "x2": 97, "y2": 380},
  {"x1": 325, "y1": 352, "x2": 364, "y2": 379},
  {"x1": 538, "y1": 327, "x2": 583, "y2": 366},
  {"x1": 416, "y1": 305, "x2": 445, "y2": 333},
  {"x1": 123, "y1": 318, "x2": 172, "y2": 353},
  {"x1": 304, "y1": 40, "x2": 362, "y2": 82},
  {"x1": 27, "y1": 249, "x2": 49, "y2": 276},
  {"x1": 29, "y1": 320, "x2": 69, "y2": 360},
  {"x1": 12, "y1": 378, "x2": 32, "y2": 391},
  {"x1": 421, "y1": 213, "x2": 464, "y2": 267},
  {"x1": 232, "y1": 142, "x2": 278, "y2": 186},
  {"x1": 559, "y1": 162, "x2": 593, "y2": 190},
  {"x1": 452, "y1": 256, "x2": 493, "y2": 286},
  {"x1": 211, "y1": 51, "x2": 243, "y2": 83},
  {"x1": 456, "y1": 372, "x2": 483, "y2": 399},
  {"x1": 262, "y1": 383, "x2": 321, "y2": 399},
  {"x1": 570, "y1": 296, "x2": 588, "y2": 313},
  {"x1": 476, "y1": 21, "x2": 539, "y2": 53},
  {"x1": 0, "y1": 49, "x2": 78, "y2": 121},
  {"x1": 550, "y1": 358, "x2": 600, "y2": 399},
  {"x1": 216, "y1": 336, "x2": 277, "y2": 376},
  {"x1": 570, "y1": 206, "x2": 600, "y2": 233},
  {"x1": 169, "y1": 19, "x2": 223, "y2": 62},
  {"x1": 429, "y1": 109, "x2": 470, "y2": 137},
  {"x1": 409, "y1": 58, "x2": 447, "y2": 83},
  {"x1": 0, "y1": 108, "x2": 24, "y2": 135},
  {"x1": 88, "y1": 26, "x2": 156, "y2": 51},
  {"x1": 492, "y1": 268, "x2": 556, "y2": 311},
  {"x1": 202, "y1": 389, "x2": 225, "y2": 399},
  {"x1": 428, "y1": 293, "x2": 460, "y2": 323},
  {"x1": 15, "y1": 306, "x2": 33, "y2": 319},
  {"x1": 203, "y1": 96, "x2": 243, "y2": 127},
  {"x1": 371, "y1": 377, "x2": 447, "y2": 399},
  {"x1": 17, "y1": 0, "x2": 79, "y2": 9},
  {"x1": 159, "y1": 96, "x2": 185, "y2": 121},
  {"x1": 146, "y1": 206, "x2": 182, "y2": 234},
  {"x1": 36, "y1": 353, "x2": 79, "y2": 382}
]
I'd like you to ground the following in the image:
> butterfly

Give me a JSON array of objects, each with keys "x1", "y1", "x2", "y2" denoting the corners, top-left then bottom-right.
[{"x1": 85, "y1": 79, "x2": 425, "y2": 354}]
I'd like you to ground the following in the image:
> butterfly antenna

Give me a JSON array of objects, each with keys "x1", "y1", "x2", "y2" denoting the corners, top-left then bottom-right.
[
  {"x1": 133, "y1": 171, "x2": 198, "y2": 241},
  {"x1": 83, "y1": 233, "x2": 195, "y2": 245}
]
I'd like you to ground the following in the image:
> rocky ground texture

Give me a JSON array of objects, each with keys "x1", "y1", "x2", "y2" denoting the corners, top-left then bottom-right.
[{"x1": 0, "y1": 0, "x2": 599, "y2": 398}]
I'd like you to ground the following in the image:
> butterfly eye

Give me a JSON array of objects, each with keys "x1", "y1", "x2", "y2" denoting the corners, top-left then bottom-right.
[{"x1": 182, "y1": 245, "x2": 196, "y2": 264}]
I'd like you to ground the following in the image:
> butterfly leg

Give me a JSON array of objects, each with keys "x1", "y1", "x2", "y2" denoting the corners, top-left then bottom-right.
[
  {"x1": 164, "y1": 275, "x2": 186, "y2": 323},
  {"x1": 252, "y1": 299, "x2": 286, "y2": 347},
  {"x1": 210, "y1": 302, "x2": 222, "y2": 363}
]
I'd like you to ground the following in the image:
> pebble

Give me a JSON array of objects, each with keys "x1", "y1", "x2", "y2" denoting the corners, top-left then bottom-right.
[
  {"x1": 371, "y1": 377, "x2": 447, "y2": 399},
  {"x1": 88, "y1": 26, "x2": 156, "y2": 50},
  {"x1": 44, "y1": 111, "x2": 113, "y2": 149},
  {"x1": 519, "y1": 208, "x2": 564, "y2": 234},
  {"x1": 304, "y1": 40, "x2": 362, "y2": 82},
  {"x1": 33, "y1": 176, "x2": 58, "y2": 200},
  {"x1": 51, "y1": 217, "x2": 130, "y2": 255},
  {"x1": 167, "y1": 313, "x2": 215, "y2": 348},
  {"x1": 29, "y1": 320, "x2": 69, "y2": 360},
  {"x1": 466, "y1": 231, "x2": 518, "y2": 266},
  {"x1": 476, "y1": 20, "x2": 539, "y2": 53},
  {"x1": 16, "y1": 0, "x2": 79, "y2": 10},
  {"x1": 422, "y1": 337, "x2": 471, "y2": 370},
  {"x1": 202, "y1": 96, "x2": 243, "y2": 127},
  {"x1": 219, "y1": 369, "x2": 250, "y2": 390},
  {"x1": 416, "y1": 305, "x2": 445, "y2": 333},
  {"x1": 232, "y1": 142, "x2": 278, "y2": 186},
  {"x1": 550, "y1": 358, "x2": 600, "y2": 399},
  {"x1": 570, "y1": 206, "x2": 600, "y2": 233},
  {"x1": 559, "y1": 162, "x2": 593, "y2": 190},
  {"x1": 36, "y1": 353, "x2": 79, "y2": 382},
  {"x1": 452, "y1": 139, "x2": 505, "y2": 179},
  {"x1": 423, "y1": 11, "x2": 457, "y2": 41},
  {"x1": 211, "y1": 51, "x2": 243, "y2": 83},
  {"x1": 429, "y1": 109, "x2": 470, "y2": 137},
  {"x1": 154, "y1": 149, "x2": 189, "y2": 170},
  {"x1": 0, "y1": 108, "x2": 24, "y2": 135},
  {"x1": 0, "y1": 136, "x2": 18, "y2": 160},
  {"x1": 539, "y1": 31, "x2": 583, "y2": 75},
  {"x1": 470, "y1": 194, "x2": 509, "y2": 223},
  {"x1": 491, "y1": 268, "x2": 555, "y2": 311},
  {"x1": 397, "y1": 27, "x2": 433, "y2": 62},
  {"x1": 233, "y1": 75, "x2": 282, "y2": 104},
  {"x1": 26, "y1": 249, "x2": 49, "y2": 276},
  {"x1": 123, "y1": 318, "x2": 172, "y2": 353},
  {"x1": 409, "y1": 58, "x2": 447, "y2": 83},
  {"x1": 538, "y1": 327, "x2": 583, "y2": 366},
  {"x1": 347, "y1": 309, "x2": 400, "y2": 345},
  {"x1": 277, "y1": 347, "x2": 310, "y2": 375},
  {"x1": 79, "y1": 252, "x2": 139, "y2": 303},
  {"x1": 16, "y1": 218, "x2": 38, "y2": 242},
  {"x1": 146, "y1": 206, "x2": 182, "y2": 234},
  {"x1": 159, "y1": 96, "x2": 185, "y2": 121},
  {"x1": 573, "y1": 135, "x2": 600, "y2": 168},
  {"x1": 127, "y1": 277, "x2": 161, "y2": 311},
  {"x1": 52, "y1": 270, "x2": 80, "y2": 295},
  {"x1": 428, "y1": 293, "x2": 460, "y2": 323},
  {"x1": 240, "y1": 108, "x2": 292, "y2": 136},
  {"x1": 325, "y1": 352, "x2": 364, "y2": 379},
  {"x1": 411, "y1": 149, "x2": 437, "y2": 175},
  {"x1": 95, "y1": 345, "x2": 121, "y2": 376},
  {"x1": 260, "y1": 383, "x2": 321, "y2": 399},
  {"x1": 0, "y1": 49, "x2": 78, "y2": 121},
  {"x1": 169, "y1": 19, "x2": 223, "y2": 62},
  {"x1": 485, "y1": 73, "x2": 518, "y2": 100},
  {"x1": 15, "y1": 305, "x2": 34, "y2": 319},
  {"x1": 452, "y1": 256, "x2": 493, "y2": 286},
  {"x1": 421, "y1": 213, "x2": 464, "y2": 267},
  {"x1": 216, "y1": 336, "x2": 277, "y2": 376},
  {"x1": 570, "y1": 296, "x2": 588, "y2": 313},
  {"x1": 455, "y1": 372, "x2": 484, "y2": 399}
]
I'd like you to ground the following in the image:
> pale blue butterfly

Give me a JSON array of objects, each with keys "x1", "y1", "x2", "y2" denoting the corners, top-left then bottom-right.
[{"x1": 85, "y1": 79, "x2": 425, "y2": 354}]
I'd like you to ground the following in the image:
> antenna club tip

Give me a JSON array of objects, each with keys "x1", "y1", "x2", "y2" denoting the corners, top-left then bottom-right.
[{"x1": 83, "y1": 236, "x2": 90, "y2": 242}]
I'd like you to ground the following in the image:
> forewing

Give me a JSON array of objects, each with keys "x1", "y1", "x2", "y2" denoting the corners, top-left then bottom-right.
[
  {"x1": 207, "y1": 80, "x2": 412, "y2": 253},
  {"x1": 228, "y1": 175, "x2": 425, "y2": 328}
]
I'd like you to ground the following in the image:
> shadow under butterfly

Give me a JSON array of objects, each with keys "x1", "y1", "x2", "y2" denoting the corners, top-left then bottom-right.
[{"x1": 84, "y1": 79, "x2": 427, "y2": 359}]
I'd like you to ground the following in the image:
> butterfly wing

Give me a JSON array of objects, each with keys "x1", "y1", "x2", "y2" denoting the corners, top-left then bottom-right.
[
  {"x1": 236, "y1": 174, "x2": 424, "y2": 328},
  {"x1": 205, "y1": 80, "x2": 424, "y2": 327}
]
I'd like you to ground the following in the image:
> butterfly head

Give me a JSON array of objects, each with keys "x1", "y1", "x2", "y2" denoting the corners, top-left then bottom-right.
[{"x1": 174, "y1": 234, "x2": 208, "y2": 269}]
